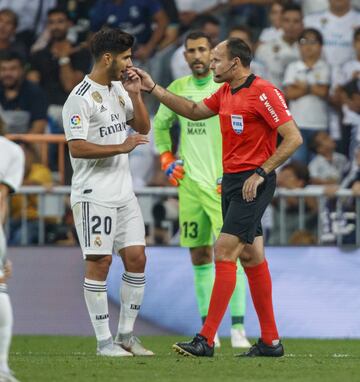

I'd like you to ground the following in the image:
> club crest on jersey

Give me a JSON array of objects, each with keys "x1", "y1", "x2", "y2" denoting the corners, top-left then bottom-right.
[
  {"x1": 94, "y1": 236, "x2": 102, "y2": 247},
  {"x1": 118, "y1": 96, "x2": 125, "y2": 107},
  {"x1": 70, "y1": 114, "x2": 81, "y2": 128},
  {"x1": 231, "y1": 115, "x2": 244, "y2": 135},
  {"x1": 91, "y1": 91, "x2": 103, "y2": 103}
]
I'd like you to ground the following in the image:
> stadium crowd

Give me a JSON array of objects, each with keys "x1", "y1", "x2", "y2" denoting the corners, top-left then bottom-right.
[{"x1": 0, "y1": 0, "x2": 359, "y2": 245}]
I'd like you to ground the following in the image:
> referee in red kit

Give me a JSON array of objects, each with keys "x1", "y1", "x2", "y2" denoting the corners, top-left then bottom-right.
[{"x1": 135, "y1": 37, "x2": 302, "y2": 357}]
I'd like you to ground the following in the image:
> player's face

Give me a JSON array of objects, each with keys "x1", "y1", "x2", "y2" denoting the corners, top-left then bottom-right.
[
  {"x1": 108, "y1": 49, "x2": 133, "y2": 81},
  {"x1": 299, "y1": 33, "x2": 322, "y2": 60},
  {"x1": 210, "y1": 42, "x2": 234, "y2": 83},
  {"x1": 184, "y1": 38, "x2": 211, "y2": 76},
  {"x1": 281, "y1": 11, "x2": 303, "y2": 41},
  {"x1": 0, "y1": 59, "x2": 23, "y2": 89},
  {"x1": 0, "y1": 13, "x2": 16, "y2": 40},
  {"x1": 47, "y1": 13, "x2": 69, "y2": 41}
]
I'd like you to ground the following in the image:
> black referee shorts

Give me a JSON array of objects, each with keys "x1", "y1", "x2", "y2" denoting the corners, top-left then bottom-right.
[{"x1": 221, "y1": 169, "x2": 276, "y2": 244}]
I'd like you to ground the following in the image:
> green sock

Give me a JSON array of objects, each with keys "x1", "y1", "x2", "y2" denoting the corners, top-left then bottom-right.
[
  {"x1": 229, "y1": 259, "x2": 246, "y2": 329},
  {"x1": 192, "y1": 263, "x2": 214, "y2": 321}
]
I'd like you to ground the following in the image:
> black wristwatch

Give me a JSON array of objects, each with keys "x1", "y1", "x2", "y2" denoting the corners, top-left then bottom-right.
[{"x1": 255, "y1": 167, "x2": 267, "y2": 180}]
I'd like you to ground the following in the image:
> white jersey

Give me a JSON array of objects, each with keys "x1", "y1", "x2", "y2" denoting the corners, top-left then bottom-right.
[
  {"x1": 0, "y1": 136, "x2": 24, "y2": 192},
  {"x1": 62, "y1": 75, "x2": 135, "y2": 208},
  {"x1": 304, "y1": 9, "x2": 360, "y2": 67}
]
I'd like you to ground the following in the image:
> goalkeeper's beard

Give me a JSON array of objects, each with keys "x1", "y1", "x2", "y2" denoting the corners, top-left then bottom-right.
[{"x1": 191, "y1": 62, "x2": 210, "y2": 76}]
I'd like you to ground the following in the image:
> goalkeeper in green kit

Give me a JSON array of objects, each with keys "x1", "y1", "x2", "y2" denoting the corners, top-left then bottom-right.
[{"x1": 154, "y1": 31, "x2": 250, "y2": 348}]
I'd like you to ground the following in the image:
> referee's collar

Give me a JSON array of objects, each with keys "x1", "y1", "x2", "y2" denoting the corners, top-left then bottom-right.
[{"x1": 230, "y1": 74, "x2": 256, "y2": 95}]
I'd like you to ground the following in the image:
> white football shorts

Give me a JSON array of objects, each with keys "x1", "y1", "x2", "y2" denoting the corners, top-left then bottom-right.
[{"x1": 72, "y1": 196, "x2": 145, "y2": 258}]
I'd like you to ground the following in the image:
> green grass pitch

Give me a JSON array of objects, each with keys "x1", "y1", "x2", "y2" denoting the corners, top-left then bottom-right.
[{"x1": 10, "y1": 336, "x2": 360, "y2": 382}]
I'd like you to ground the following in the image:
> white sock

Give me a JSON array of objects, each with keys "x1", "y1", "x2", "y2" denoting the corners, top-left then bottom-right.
[
  {"x1": 0, "y1": 288, "x2": 12, "y2": 373},
  {"x1": 117, "y1": 272, "x2": 145, "y2": 335},
  {"x1": 83, "y1": 278, "x2": 112, "y2": 342}
]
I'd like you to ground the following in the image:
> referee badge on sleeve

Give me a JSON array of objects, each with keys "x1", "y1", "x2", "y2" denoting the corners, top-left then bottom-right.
[{"x1": 231, "y1": 114, "x2": 244, "y2": 135}]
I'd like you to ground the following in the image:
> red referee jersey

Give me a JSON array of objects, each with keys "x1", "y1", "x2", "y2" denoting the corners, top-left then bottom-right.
[{"x1": 203, "y1": 74, "x2": 293, "y2": 173}]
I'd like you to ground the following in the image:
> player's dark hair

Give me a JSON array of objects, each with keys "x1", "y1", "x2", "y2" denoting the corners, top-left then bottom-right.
[
  {"x1": 185, "y1": 31, "x2": 212, "y2": 48},
  {"x1": 229, "y1": 25, "x2": 253, "y2": 41},
  {"x1": 90, "y1": 28, "x2": 134, "y2": 60},
  {"x1": 226, "y1": 38, "x2": 252, "y2": 68},
  {"x1": 47, "y1": 6, "x2": 69, "y2": 19},
  {"x1": 354, "y1": 26, "x2": 360, "y2": 41},
  {"x1": 282, "y1": 2, "x2": 302, "y2": 15},
  {"x1": 282, "y1": 161, "x2": 310, "y2": 185},
  {"x1": 299, "y1": 28, "x2": 323, "y2": 45},
  {"x1": 0, "y1": 8, "x2": 18, "y2": 28},
  {"x1": 0, "y1": 51, "x2": 24, "y2": 66}
]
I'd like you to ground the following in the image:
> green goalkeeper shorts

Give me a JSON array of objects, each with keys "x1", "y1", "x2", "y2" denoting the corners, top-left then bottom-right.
[{"x1": 178, "y1": 175, "x2": 222, "y2": 247}]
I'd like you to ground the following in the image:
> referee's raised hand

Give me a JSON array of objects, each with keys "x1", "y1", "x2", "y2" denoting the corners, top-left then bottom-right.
[{"x1": 120, "y1": 133, "x2": 149, "y2": 153}]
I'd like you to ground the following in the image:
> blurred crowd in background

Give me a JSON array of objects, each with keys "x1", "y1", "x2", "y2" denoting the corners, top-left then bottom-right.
[{"x1": 0, "y1": 0, "x2": 359, "y2": 246}]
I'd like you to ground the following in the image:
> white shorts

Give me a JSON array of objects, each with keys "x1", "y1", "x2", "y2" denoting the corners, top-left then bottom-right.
[{"x1": 72, "y1": 196, "x2": 145, "y2": 258}]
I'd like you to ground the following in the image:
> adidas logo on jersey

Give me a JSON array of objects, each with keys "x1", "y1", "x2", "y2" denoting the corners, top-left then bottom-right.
[{"x1": 100, "y1": 105, "x2": 107, "y2": 113}]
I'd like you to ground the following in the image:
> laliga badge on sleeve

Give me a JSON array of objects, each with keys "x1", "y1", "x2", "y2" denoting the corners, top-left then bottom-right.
[{"x1": 231, "y1": 114, "x2": 244, "y2": 135}]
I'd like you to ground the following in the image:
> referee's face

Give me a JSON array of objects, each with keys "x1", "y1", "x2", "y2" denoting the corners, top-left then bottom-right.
[
  {"x1": 210, "y1": 42, "x2": 234, "y2": 83},
  {"x1": 108, "y1": 48, "x2": 133, "y2": 81}
]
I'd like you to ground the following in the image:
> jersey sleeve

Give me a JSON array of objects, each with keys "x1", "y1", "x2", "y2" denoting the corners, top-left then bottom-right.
[
  {"x1": 62, "y1": 95, "x2": 91, "y2": 141},
  {"x1": 0, "y1": 143, "x2": 25, "y2": 192},
  {"x1": 153, "y1": 81, "x2": 178, "y2": 154},
  {"x1": 203, "y1": 86, "x2": 222, "y2": 114},
  {"x1": 255, "y1": 86, "x2": 293, "y2": 129},
  {"x1": 123, "y1": 91, "x2": 134, "y2": 122}
]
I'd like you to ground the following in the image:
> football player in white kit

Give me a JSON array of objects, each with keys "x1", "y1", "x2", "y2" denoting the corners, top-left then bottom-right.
[
  {"x1": 0, "y1": 135, "x2": 24, "y2": 382},
  {"x1": 62, "y1": 28, "x2": 153, "y2": 357}
]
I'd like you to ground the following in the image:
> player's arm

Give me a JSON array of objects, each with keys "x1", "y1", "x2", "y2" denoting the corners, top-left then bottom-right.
[
  {"x1": 68, "y1": 136, "x2": 149, "y2": 159},
  {"x1": 133, "y1": 67, "x2": 216, "y2": 121}
]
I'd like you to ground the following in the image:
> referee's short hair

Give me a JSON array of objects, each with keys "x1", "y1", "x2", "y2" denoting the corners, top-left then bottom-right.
[
  {"x1": 90, "y1": 27, "x2": 134, "y2": 60},
  {"x1": 226, "y1": 38, "x2": 252, "y2": 68}
]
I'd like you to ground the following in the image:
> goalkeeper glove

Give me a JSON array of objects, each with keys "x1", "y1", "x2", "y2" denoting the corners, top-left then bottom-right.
[
  {"x1": 216, "y1": 177, "x2": 222, "y2": 194},
  {"x1": 160, "y1": 151, "x2": 185, "y2": 186}
]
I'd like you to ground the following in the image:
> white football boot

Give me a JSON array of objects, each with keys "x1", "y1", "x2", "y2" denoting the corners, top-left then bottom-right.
[
  {"x1": 214, "y1": 332, "x2": 221, "y2": 348},
  {"x1": 230, "y1": 328, "x2": 251, "y2": 348},
  {"x1": 97, "y1": 337, "x2": 133, "y2": 357},
  {"x1": 115, "y1": 332, "x2": 154, "y2": 356}
]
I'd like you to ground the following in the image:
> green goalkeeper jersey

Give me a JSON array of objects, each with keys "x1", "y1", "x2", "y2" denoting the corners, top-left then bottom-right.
[{"x1": 154, "y1": 73, "x2": 222, "y2": 189}]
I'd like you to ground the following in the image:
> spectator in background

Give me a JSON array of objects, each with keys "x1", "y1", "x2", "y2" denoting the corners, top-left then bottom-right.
[
  {"x1": 296, "y1": 0, "x2": 328, "y2": 16},
  {"x1": 28, "y1": 7, "x2": 91, "y2": 131},
  {"x1": 283, "y1": 28, "x2": 330, "y2": 163},
  {"x1": 0, "y1": 0, "x2": 57, "y2": 46},
  {"x1": 0, "y1": 52, "x2": 48, "y2": 134},
  {"x1": 0, "y1": 9, "x2": 27, "y2": 61},
  {"x1": 305, "y1": 0, "x2": 360, "y2": 71},
  {"x1": 305, "y1": 0, "x2": 360, "y2": 149},
  {"x1": 170, "y1": 15, "x2": 220, "y2": 80},
  {"x1": 308, "y1": 131, "x2": 349, "y2": 185},
  {"x1": 228, "y1": 25, "x2": 268, "y2": 79},
  {"x1": 333, "y1": 27, "x2": 360, "y2": 159},
  {"x1": 258, "y1": 1, "x2": 284, "y2": 43},
  {"x1": 9, "y1": 142, "x2": 53, "y2": 245},
  {"x1": 269, "y1": 161, "x2": 317, "y2": 244},
  {"x1": 255, "y1": 2, "x2": 303, "y2": 89},
  {"x1": 89, "y1": 0, "x2": 168, "y2": 63}
]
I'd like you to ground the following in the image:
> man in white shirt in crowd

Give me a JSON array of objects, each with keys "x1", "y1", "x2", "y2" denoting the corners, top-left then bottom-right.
[
  {"x1": 0, "y1": 132, "x2": 24, "y2": 382},
  {"x1": 333, "y1": 27, "x2": 360, "y2": 158},
  {"x1": 62, "y1": 28, "x2": 153, "y2": 357},
  {"x1": 255, "y1": 2, "x2": 303, "y2": 89},
  {"x1": 308, "y1": 131, "x2": 349, "y2": 185},
  {"x1": 284, "y1": 28, "x2": 331, "y2": 163}
]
